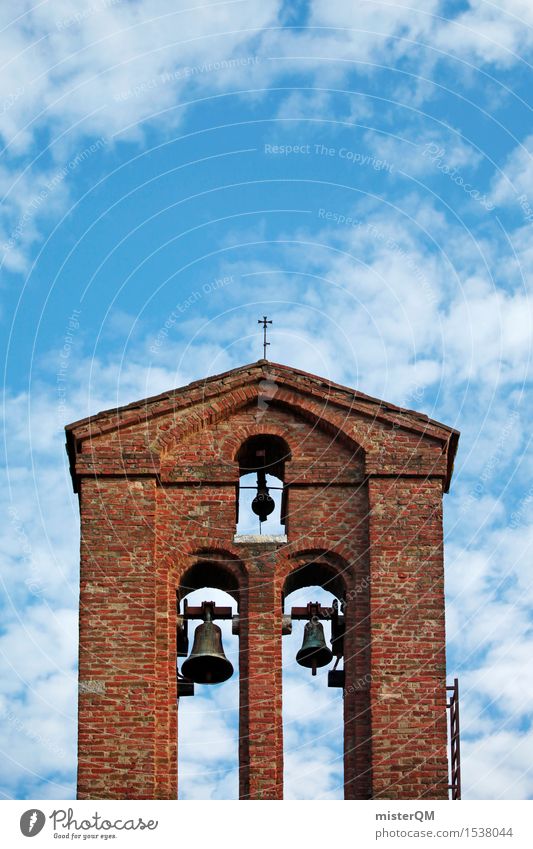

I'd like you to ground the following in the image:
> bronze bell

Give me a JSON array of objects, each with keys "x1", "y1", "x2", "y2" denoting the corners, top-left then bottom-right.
[
  {"x1": 296, "y1": 618, "x2": 333, "y2": 675},
  {"x1": 181, "y1": 606, "x2": 234, "y2": 685},
  {"x1": 251, "y1": 469, "x2": 275, "y2": 523}
]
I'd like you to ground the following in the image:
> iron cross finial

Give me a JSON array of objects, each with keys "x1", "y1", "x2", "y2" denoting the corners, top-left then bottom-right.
[{"x1": 258, "y1": 315, "x2": 272, "y2": 359}]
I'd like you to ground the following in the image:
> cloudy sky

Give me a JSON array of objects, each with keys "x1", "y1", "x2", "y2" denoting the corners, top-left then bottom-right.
[{"x1": 0, "y1": 0, "x2": 532, "y2": 801}]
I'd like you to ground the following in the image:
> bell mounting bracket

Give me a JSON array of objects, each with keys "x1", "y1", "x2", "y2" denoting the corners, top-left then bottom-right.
[
  {"x1": 291, "y1": 600, "x2": 346, "y2": 687},
  {"x1": 180, "y1": 599, "x2": 233, "y2": 621},
  {"x1": 176, "y1": 600, "x2": 235, "y2": 698},
  {"x1": 290, "y1": 600, "x2": 345, "y2": 656},
  {"x1": 176, "y1": 600, "x2": 233, "y2": 664}
]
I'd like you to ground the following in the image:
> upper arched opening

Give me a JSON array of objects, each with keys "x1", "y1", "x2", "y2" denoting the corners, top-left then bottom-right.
[
  {"x1": 235, "y1": 433, "x2": 292, "y2": 478},
  {"x1": 283, "y1": 555, "x2": 348, "y2": 603},
  {"x1": 179, "y1": 557, "x2": 242, "y2": 607},
  {"x1": 235, "y1": 434, "x2": 291, "y2": 535}
]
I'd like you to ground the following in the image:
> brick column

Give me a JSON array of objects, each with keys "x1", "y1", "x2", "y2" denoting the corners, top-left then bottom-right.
[
  {"x1": 154, "y1": 548, "x2": 177, "y2": 799},
  {"x1": 239, "y1": 547, "x2": 283, "y2": 799},
  {"x1": 77, "y1": 477, "x2": 158, "y2": 799},
  {"x1": 367, "y1": 477, "x2": 448, "y2": 799},
  {"x1": 344, "y1": 573, "x2": 372, "y2": 799}
]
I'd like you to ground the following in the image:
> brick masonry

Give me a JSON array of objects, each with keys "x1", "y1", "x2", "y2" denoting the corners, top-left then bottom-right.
[{"x1": 66, "y1": 360, "x2": 459, "y2": 800}]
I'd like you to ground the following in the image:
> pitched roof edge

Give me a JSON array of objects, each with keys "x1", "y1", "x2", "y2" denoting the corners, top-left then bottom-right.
[
  {"x1": 64, "y1": 360, "x2": 265, "y2": 432},
  {"x1": 64, "y1": 359, "x2": 460, "y2": 491},
  {"x1": 64, "y1": 359, "x2": 459, "y2": 436}
]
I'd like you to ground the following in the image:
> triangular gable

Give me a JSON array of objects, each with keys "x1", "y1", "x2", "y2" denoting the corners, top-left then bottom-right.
[{"x1": 65, "y1": 360, "x2": 459, "y2": 491}]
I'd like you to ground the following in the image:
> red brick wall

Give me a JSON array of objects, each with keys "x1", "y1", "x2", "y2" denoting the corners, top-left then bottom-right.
[
  {"x1": 71, "y1": 366, "x2": 453, "y2": 800},
  {"x1": 238, "y1": 546, "x2": 283, "y2": 799},
  {"x1": 77, "y1": 477, "x2": 158, "y2": 799},
  {"x1": 367, "y1": 477, "x2": 448, "y2": 799}
]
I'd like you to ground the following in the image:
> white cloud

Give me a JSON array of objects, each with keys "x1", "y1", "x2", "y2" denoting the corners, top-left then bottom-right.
[
  {"x1": 362, "y1": 129, "x2": 483, "y2": 180},
  {"x1": 0, "y1": 162, "x2": 71, "y2": 272},
  {"x1": 442, "y1": 276, "x2": 532, "y2": 384},
  {"x1": 0, "y1": 1, "x2": 283, "y2": 153},
  {"x1": 491, "y1": 135, "x2": 533, "y2": 206},
  {"x1": 264, "y1": 0, "x2": 441, "y2": 74},
  {"x1": 0, "y1": 0, "x2": 529, "y2": 167},
  {"x1": 463, "y1": 729, "x2": 533, "y2": 800},
  {"x1": 284, "y1": 745, "x2": 343, "y2": 800},
  {"x1": 0, "y1": 1, "x2": 283, "y2": 272},
  {"x1": 445, "y1": 518, "x2": 533, "y2": 801},
  {"x1": 436, "y1": 0, "x2": 533, "y2": 68},
  {"x1": 2, "y1": 0, "x2": 531, "y2": 277},
  {"x1": 0, "y1": 607, "x2": 77, "y2": 799}
]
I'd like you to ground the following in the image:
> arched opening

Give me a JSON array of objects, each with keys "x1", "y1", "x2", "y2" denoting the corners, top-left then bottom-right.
[
  {"x1": 282, "y1": 562, "x2": 346, "y2": 799},
  {"x1": 235, "y1": 435, "x2": 291, "y2": 537},
  {"x1": 177, "y1": 561, "x2": 241, "y2": 799}
]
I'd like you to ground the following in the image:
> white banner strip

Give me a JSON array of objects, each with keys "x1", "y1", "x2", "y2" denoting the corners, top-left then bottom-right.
[{"x1": 3, "y1": 800, "x2": 533, "y2": 847}]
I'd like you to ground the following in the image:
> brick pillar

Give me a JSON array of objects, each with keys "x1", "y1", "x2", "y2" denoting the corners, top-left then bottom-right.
[
  {"x1": 344, "y1": 572, "x2": 372, "y2": 799},
  {"x1": 367, "y1": 477, "x2": 448, "y2": 799},
  {"x1": 77, "y1": 477, "x2": 159, "y2": 799},
  {"x1": 154, "y1": 550, "x2": 177, "y2": 799},
  {"x1": 239, "y1": 547, "x2": 283, "y2": 799}
]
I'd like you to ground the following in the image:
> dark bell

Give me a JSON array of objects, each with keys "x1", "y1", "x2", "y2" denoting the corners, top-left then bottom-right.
[
  {"x1": 181, "y1": 611, "x2": 233, "y2": 685},
  {"x1": 251, "y1": 489, "x2": 275, "y2": 522},
  {"x1": 296, "y1": 619, "x2": 333, "y2": 675},
  {"x1": 251, "y1": 469, "x2": 275, "y2": 523}
]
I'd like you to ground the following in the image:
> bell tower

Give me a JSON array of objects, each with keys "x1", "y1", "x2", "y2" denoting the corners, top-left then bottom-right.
[{"x1": 66, "y1": 360, "x2": 459, "y2": 800}]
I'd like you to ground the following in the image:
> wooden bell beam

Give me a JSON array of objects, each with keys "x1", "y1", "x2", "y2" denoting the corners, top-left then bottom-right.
[
  {"x1": 290, "y1": 601, "x2": 338, "y2": 620},
  {"x1": 179, "y1": 598, "x2": 233, "y2": 620}
]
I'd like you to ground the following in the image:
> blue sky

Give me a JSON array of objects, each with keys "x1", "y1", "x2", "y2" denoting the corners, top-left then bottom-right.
[{"x1": 0, "y1": 0, "x2": 532, "y2": 800}]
